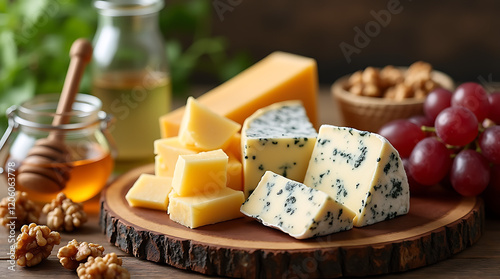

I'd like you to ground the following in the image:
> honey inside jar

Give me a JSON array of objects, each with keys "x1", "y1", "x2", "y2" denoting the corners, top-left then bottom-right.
[
  {"x1": 8, "y1": 144, "x2": 113, "y2": 203},
  {"x1": 1, "y1": 93, "x2": 116, "y2": 203}
]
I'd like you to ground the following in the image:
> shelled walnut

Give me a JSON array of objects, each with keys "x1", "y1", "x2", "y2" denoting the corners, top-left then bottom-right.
[
  {"x1": 14, "y1": 223, "x2": 61, "y2": 267},
  {"x1": 43, "y1": 193, "x2": 87, "y2": 231},
  {"x1": 0, "y1": 191, "x2": 40, "y2": 229},
  {"x1": 58, "y1": 239, "x2": 105, "y2": 270},
  {"x1": 345, "y1": 61, "x2": 440, "y2": 100},
  {"x1": 77, "y1": 253, "x2": 130, "y2": 279}
]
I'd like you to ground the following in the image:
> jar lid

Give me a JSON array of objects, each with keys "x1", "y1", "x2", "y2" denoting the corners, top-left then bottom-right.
[{"x1": 94, "y1": 0, "x2": 164, "y2": 17}]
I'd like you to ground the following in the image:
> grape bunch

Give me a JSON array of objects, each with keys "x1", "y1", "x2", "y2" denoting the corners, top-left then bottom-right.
[{"x1": 378, "y1": 82, "x2": 500, "y2": 205}]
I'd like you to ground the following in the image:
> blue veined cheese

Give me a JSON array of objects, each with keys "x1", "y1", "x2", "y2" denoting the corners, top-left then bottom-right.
[
  {"x1": 240, "y1": 171, "x2": 355, "y2": 239},
  {"x1": 303, "y1": 125, "x2": 410, "y2": 227},
  {"x1": 241, "y1": 101, "x2": 317, "y2": 197}
]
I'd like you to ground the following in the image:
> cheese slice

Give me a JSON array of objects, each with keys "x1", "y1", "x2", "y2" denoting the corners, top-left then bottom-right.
[
  {"x1": 154, "y1": 137, "x2": 197, "y2": 177},
  {"x1": 168, "y1": 187, "x2": 245, "y2": 228},
  {"x1": 178, "y1": 97, "x2": 241, "y2": 151},
  {"x1": 303, "y1": 125, "x2": 410, "y2": 227},
  {"x1": 172, "y1": 149, "x2": 228, "y2": 196},
  {"x1": 125, "y1": 174, "x2": 173, "y2": 211},
  {"x1": 241, "y1": 101, "x2": 317, "y2": 197},
  {"x1": 159, "y1": 51, "x2": 318, "y2": 137},
  {"x1": 240, "y1": 171, "x2": 356, "y2": 239}
]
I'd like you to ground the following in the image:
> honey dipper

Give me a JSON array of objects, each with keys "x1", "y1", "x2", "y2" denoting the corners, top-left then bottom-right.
[{"x1": 17, "y1": 39, "x2": 93, "y2": 193}]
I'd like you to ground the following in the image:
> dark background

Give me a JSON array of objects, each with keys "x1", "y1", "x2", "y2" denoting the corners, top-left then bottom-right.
[{"x1": 211, "y1": 0, "x2": 500, "y2": 85}]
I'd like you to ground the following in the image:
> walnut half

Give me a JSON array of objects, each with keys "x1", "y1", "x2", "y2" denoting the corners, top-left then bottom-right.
[
  {"x1": 58, "y1": 239, "x2": 104, "y2": 270},
  {"x1": 15, "y1": 223, "x2": 61, "y2": 267},
  {"x1": 77, "y1": 253, "x2": 130, "y2": 279},
  {"x1": 43, "y1": 193, "x2": 87, "y2": 232},
  {"x1": 0, "y1": 191, "x2": 40, "y2": 229}
]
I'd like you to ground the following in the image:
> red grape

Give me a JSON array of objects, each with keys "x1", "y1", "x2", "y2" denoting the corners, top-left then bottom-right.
[
  {"x1": 487, "y1": 92, "x2": 500, "y2": 123},
  {"x1": 424, "y1": 88, "x2": 452, "y2": 121},
  {"x1": 408, "y1": 115, "x2": 434, "y2": 128},
  {"x1": 409, "y1": 137, "x2": 452, "y2": 186},
  {"x1": 378, "y1": 119, "x2": 426, "y2": 158},
  {"x1": 402, "y1": 158, "x2": 428, "y2": 194},
  {"x1": 479, "y1": 125, "x2": 500, "y2": 164},
  {"x1": 435, "y1": 107, "x2": 478, "y2": 146},
  {"x1": 451, "y1": 82, "x2": 490, "y2": 122},
  {"x1": 450, "y1": 149, "x2": 490, "y2": 197}
]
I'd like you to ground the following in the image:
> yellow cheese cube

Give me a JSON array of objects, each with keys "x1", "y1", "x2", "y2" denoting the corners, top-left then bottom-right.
[
  {"x1": 227, "y1": 152, "x2": 243, "y2": 191},
  {"x1": 125, "y1": 174, "x2": 173, "y2": 211},
  {"x1": 172, "y1": 149, "x2": 228, "y2": 196},
  {"x1": 224, "y1": 133, "x2": 242, "y2": 160},
  {"x1": 155, "y1": 155, "x2": 166, "y2": 177},
  {"x1": 178, "y1": 97, "x2": 241, "y2": 151},
  {"x1": 154, "y1": 137, "x2": 197, "y2": 177},
  {"x1": 159, "y1": 51, "x2": 319, "y2": 138},
  {"x1": 168, "y1": 187, "x2": 245, "y2": 228}
]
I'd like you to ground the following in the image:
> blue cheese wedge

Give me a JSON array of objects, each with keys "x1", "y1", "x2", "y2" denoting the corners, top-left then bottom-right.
[
  {"x1": 241, "y1": 101, "x2": 317, "y2": 197},
  {"x1": 303, "y1": 125, "x2": 410, "y2": 227},
  {"x1": 240, "y1": 171, "x2": 356, "y2": 239}
]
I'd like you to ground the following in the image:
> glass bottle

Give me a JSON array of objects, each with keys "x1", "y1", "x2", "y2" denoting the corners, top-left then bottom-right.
[
  {"x1": 91, "y1": 0, "x2": 171, "y2": 166},
  {"x1": 0, "y1": 93, "x2": 115, "y2": 203}
]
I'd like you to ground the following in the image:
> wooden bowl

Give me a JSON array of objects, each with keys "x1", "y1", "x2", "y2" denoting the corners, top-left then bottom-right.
[{"x1": 331, "y1": 70, "x2": 454, "y2": 133}]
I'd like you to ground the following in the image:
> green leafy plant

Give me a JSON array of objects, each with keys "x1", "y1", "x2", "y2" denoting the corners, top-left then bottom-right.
[{"x1": 0, "y1": 0, "x2": 252, "y2": 133}]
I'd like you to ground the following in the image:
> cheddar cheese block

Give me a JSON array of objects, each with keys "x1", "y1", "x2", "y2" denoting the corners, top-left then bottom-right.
[
  {"x1": 159, "y1": 51, "x2": 318, "y2": 137},
  {"x1": 240, "y1": 171, "x2": 355, "y2": 239},
  {"x1": 168, "y1": 187, "x2": 245, "y2": 228},
  {"x1": 241, "y1": 101, "x2": 317, "y2": 197},
  {"x1": 303, "y1": 125, "x2": 410, "y2": 227},
  {"x1": 172, "y1": 149, "x2": 228, "y2": 196},
  {"x1": 178, "y1": 97, "x2": 241, "y2": 151},
  {"x1": 125, "y1": 174, "x2": 173, "y2": 211}
]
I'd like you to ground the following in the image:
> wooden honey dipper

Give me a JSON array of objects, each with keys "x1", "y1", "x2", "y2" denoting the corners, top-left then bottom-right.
[{"x1": 17, "y1": 39, "x2": 93, "y2": 193}]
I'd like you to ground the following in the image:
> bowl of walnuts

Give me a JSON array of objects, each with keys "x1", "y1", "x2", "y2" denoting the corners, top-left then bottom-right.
[{"x1": 331, "y1": 61, "x2": 454, "y2": 132}]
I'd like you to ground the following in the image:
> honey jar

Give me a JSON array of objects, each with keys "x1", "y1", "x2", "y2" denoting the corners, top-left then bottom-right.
[{"x1": 0, "y1": 93, "x2": 115, "y2": 203}]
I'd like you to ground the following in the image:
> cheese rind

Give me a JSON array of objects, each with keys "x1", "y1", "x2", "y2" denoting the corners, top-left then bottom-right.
[
  {"x1": 240, "y1": 171, "x2": 355, "y2": 239},
  {"x1": 159, "y1": 51, "x2": 318, "y2": 137},
  {"x1": 125, "y1": 174, "x2": 173, "y2": 211},
  {"x1": 168, "y1": 187, "x2": 245, "y2": 228},
  {"x1": 178, "y1": 97, "x2": 241, "y2": 151},
  {"x1": 172, "y1": 149, "x2": 228, "y2": 196},
  {"x1": 241, "y1": 101, "x2": 317, "y2": 197},
  {"x1": 303, "y1": 125, "x2": 410, "y2": 227}
]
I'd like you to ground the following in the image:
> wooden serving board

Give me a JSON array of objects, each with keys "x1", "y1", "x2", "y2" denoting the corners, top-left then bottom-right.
[{"x1": 100, "y1": 164, "x2": 484, "y2": 278}]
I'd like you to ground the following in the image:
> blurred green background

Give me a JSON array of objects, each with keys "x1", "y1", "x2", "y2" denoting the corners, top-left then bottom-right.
[{"x1": 0, "y1": 0, "x2": 252, "y2": 133}]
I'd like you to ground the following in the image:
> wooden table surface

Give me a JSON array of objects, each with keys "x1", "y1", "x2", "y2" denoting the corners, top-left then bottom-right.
[{"x1": 0, "y1": 87, "x2": 499, "y2": 278}]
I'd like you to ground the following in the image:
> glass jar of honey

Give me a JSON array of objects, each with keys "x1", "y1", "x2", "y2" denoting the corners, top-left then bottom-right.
[{"x1": 0, "y1": 93, "x2": 115, "y2": 203}]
